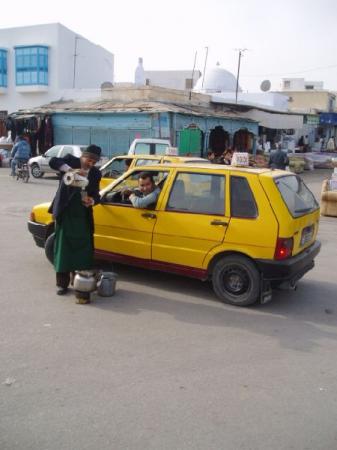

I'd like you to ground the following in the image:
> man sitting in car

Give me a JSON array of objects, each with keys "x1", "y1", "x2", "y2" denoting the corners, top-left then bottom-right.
[{"x1": 123, "y1": 172, "x2": 160, "y2": 209}]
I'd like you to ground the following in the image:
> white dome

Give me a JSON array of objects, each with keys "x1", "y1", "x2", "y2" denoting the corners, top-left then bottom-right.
[{"x1": 194, "y1": 66, "x2": 240, "y2": 93}]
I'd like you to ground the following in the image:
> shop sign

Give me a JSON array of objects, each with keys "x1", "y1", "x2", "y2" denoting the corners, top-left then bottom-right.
[{"x1": 305, "y1": 115, "x2": 319, "y2": 126}]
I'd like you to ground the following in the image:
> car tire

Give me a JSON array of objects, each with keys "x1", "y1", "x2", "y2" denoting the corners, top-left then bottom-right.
[
  {"x1": 45, "y1": 233, "x2": 55, "y2": 265},
  {"x1": 212, "y1": 254, "x2": 260, "y2": 306},
  {"x1": 31, "y1": 163, "x2": 44, "y2": 178}
]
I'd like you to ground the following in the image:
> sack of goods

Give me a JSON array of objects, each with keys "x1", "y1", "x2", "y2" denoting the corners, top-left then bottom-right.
[
  {"x1": 231, "y1": 152, "x2": 249, "y2": 167},
  {"x1": 289, "y1": 155, "x2": 305, "y2": 174},
  {"x1": 321, "y1": 170, "x2": 337, "y2": 217}
]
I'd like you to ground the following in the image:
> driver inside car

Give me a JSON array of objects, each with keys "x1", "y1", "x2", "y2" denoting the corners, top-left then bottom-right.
[{"x1": 122, "y1": 172, "x2": 160, "y2": 209}]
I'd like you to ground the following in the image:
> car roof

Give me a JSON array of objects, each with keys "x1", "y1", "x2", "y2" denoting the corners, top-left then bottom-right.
[
  {"x1": 131, "y1": 162, "x2": 275, "y2": 175},
  {"x1": 132, "y1": 139, "x2": 170, "y2": 144}
]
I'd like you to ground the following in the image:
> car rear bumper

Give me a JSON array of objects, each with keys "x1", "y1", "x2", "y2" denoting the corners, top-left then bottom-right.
[
  {"x1": 256, "y1": 240, "x2": 321, "y2": 281},
  {"x1": 27, "y1": 221, "x2": 50, "y2": 248}
]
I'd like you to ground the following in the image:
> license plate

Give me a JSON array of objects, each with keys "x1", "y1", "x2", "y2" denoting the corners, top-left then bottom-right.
[{"x1": 301, "y1": 225, "x2": 314, "y2": 246}]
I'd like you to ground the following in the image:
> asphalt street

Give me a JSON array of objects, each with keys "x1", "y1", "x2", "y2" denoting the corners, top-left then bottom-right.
[{"x1": 0, "y1": 167, "x2": 336, "y2": 450}]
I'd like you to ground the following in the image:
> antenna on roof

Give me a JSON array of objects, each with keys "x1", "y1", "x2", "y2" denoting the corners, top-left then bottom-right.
[
  {"x1": 189, "y1": 51, "x2": 198, "y2": 100},
  {"x1": 201, "y1": 47, "x2": 209, "y2": 89}
]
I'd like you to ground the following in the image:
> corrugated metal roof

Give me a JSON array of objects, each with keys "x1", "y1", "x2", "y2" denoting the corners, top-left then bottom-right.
[{"x1": 15, "y1": 99, "x2": 257, "y2": 122}]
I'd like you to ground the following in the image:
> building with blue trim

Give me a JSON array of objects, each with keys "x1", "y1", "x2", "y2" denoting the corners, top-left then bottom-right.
[{"x1": 0, "y1": 23, "x2": 114, "y2": 114}]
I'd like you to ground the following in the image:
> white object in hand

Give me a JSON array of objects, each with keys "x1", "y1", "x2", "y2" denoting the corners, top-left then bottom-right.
[{"x1": 63, "y1": 171, "x2": 89, "y2": 188}]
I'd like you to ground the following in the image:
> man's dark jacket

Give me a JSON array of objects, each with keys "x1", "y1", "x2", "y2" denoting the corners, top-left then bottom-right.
[
  {"x1": 268, "y1": 149, "x2": 289, "y2": 170},
  {"x1": 48, "y1": 154, "x2": 101, "y2": 223}
]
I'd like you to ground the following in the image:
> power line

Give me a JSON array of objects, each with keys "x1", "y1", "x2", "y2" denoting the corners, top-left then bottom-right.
[{"x1": 241, "y1": 63, "x2": 337, "y2": 78}]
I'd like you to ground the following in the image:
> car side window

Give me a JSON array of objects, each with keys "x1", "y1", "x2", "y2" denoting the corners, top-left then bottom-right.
[
  {"x1": 60, "y1": 146, "x2": 74, "y2": 157},
  {"x1": 45, "y1": 146, "x2": 62, "y2": 157},
  {"x1": 230, "y1": 176, "x2": 258, "y2": 218},
  {"x1": 101, "y1": 159, "x2": 127, "y2": 178},
  {"x1": 166, "y1": 172, "x2": 225, "y2": 215},
  {"x1": 103, "y1": 170, "x2": 168, "y2": 206}
]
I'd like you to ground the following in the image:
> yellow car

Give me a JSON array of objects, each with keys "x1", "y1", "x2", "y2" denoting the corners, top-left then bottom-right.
[
  {"x1": 99, "y1": 154, "x2": 208, "y2": 189},
  {"x1": 28, "y1": 164, "x2": 321, "y2": 306}
]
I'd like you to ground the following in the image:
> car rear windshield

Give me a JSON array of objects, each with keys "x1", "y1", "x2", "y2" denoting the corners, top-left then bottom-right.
[{"x1": 274, "y1": 175, "x2": 319, "y2": 218}]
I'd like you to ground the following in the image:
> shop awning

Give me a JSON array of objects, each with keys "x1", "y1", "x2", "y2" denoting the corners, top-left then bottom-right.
[{"x1": 241, "y1": 109, "x2": 303, "y2": 129}]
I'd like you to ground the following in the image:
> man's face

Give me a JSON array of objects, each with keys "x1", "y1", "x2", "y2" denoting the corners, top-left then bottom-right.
[
  {"x1": 138, "y1": 177, "x2": 154, "y2": 195},
  {"x1": 81, "y1": 156, "x2": 97, "y2": 170}
]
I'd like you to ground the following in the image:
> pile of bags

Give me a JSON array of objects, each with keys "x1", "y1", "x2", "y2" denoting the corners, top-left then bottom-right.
[
  {"x1": 288, "y1": 155, "x2": 306, "y2": 174},
  {"x1": 321, "y1": 169, "x2": 337, "y2": 217}
]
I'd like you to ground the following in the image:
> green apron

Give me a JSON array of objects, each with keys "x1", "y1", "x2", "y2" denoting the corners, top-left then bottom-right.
[{"x1": 54, "y1": 190, "x2": 93, "y2": 272}]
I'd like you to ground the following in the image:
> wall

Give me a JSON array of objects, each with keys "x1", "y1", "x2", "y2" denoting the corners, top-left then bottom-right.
[
  {"x1": 143, "y1": 70, "x2": 201, "y2": 90},
  {"x1": 0, "y1": 23, "x2": 59, "y2": 113},
  {"x1": 0, "y1": 23, "x2": 113, "y2": 115},
  {"x1": 52, "y1": 112, "x2": 155, "y2": 157},
  {"x1": 283, "y1": 91, "x2": 334, "y2": 113},
  {"x1": 58, "y1": 24, "x2": 113, "y2": 90},
  {"x1": 52, "y1": 110, "x2": 258, "y2": 157},
  {"x1": 102, "y1": 85, "x2": 210, "y2": 107}
]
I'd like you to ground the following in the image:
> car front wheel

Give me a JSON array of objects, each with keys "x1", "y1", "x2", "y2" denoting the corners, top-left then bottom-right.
[
  {"x1": 31, "y1": 163, "x2": 44, "y2": 178},
  {"x1": 212, "y1": 255, "x2": 260, "y2": 306}
]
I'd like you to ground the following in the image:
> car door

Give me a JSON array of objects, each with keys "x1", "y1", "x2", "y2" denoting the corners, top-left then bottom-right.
[
  {"x1": 94, "y1": 168, "x2": 170, "y2": 262},
  {"x1": 41, "y1": 146, "x2": 63, "y2": 172},
  {"x1": 152, "y1": 170, "x2": 229, "y2": 270}
]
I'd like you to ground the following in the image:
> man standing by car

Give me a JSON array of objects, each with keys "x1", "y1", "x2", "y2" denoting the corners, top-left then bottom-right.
[
  {"x1": 123, "y1": 172, "x2": 160, "y2": 209},
  {"x1": 48, "y1": 145, "x2": 102, "y2": 304},
  {"x1": 10, "y1": 135, "x2": 31, "y2": 177}
]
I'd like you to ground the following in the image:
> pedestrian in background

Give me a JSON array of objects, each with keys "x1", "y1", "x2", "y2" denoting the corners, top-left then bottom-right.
[
  {"x1": 268, "y1": 146, "x2": 289, "y2": 170},
  {"x1": 10, "y1": 135, "x2": 31, "y2": 177}
]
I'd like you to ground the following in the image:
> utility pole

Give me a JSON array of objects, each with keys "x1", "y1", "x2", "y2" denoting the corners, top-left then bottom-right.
[
  {"x1": 201, "y1": 46, "x2": 209, "y2": 89},
  {"x1": 72, "y1": 36, "x2": 80, "y2": 89},
  {"x1": 235, "y1": 48, "x2": 247, "y2": 104},
  {"x1": 189, "y1": 51, "x2": 198, "y2": 100}
]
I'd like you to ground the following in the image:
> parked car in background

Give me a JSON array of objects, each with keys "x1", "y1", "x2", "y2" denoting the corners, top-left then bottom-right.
[
  {"x1": 128, "y1": 138, "x2": 172, "y2": 156},
  {"x1": 28, "y1": 163, "x2": 320, "y2": 306},
  {"x1": 99, "y1": 154, "x2": 208, "y2": 188},
  {"x1": 28, "y1": 145, "x2": 87, "y2": 178},
  {"x1": 0, "y1": 149, "x2": 11, "y2": 168}
]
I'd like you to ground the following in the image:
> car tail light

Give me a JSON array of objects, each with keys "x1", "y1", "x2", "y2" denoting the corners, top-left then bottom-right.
[
  {"x1": 30, "y1": 211, "x2": 35, "y2": 222},
  {"x1": 274, "y1": 237, "x2": 293, "y2": 260}
]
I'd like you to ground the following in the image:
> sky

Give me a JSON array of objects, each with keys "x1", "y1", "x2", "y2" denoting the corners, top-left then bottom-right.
[{"x1": 2, "y1": 0, "x2": 337, "y2": 92}]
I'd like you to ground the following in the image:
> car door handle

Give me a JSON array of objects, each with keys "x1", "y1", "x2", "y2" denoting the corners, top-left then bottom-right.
[
  {"x1": 210, "y1": 220, "x2": 228, "y2": 226},
  {"x1": 142, "y1": 212, "x2": 157, "y2": 219}
]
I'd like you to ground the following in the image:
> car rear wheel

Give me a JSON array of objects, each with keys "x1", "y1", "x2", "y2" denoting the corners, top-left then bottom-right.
[
  {"x1": 212, "y1": 255, "x2": 260, "y2": 306},
  {"x1": 31, "y1": 163, "x2": 44, "y2": 178},
  {"x1": 45, "y1": 233, "x2": 55, "y2": 264}
]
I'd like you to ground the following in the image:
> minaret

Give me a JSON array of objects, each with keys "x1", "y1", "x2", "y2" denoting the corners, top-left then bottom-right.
[{"x1": 135, "y1": 57, "x2": 145, "y2": 86}]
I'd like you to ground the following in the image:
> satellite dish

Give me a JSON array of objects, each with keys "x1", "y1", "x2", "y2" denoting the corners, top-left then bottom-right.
[
  {"x1": 101, "y1": 81, "x2": 113, "y2": 89},
  {"x1": 260, "y1": 80, "x2": 271, "y2": 92}
]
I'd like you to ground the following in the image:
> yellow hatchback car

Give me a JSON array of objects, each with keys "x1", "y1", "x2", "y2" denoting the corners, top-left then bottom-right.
[{"x1": 28, "y1": 164, "x2": 321, "y2": 306}]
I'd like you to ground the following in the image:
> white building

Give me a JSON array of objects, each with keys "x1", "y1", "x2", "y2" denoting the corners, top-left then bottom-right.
[
  {"x1": 0, "y1": 23, "x2": 114, "y2": 114},
  {"x1": 281, "y1": 78, "x2": 324, "y2": 91},
  {"x1": 143, "y1": 70, "x2": 201, "y2": 90}
]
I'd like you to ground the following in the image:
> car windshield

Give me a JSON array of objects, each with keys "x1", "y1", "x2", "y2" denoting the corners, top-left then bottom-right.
[{"x1": 274, "y1": 175, "x2": 318, "y2": 218}]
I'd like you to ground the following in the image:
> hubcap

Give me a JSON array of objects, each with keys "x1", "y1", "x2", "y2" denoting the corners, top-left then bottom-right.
[
  {"x1": 32, "y1": 165, "x2": 40, "y2": 176},
  {"x1": 222, "y1": 266, "x2": 250, "y2": 296}
]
